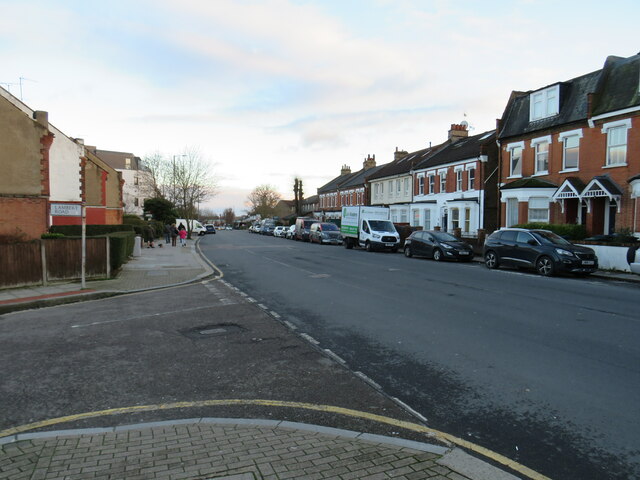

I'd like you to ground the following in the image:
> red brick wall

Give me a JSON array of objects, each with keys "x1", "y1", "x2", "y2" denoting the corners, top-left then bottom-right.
[
  {"x1": 500, "y1": 114, "x2": 639, "y2": 233},
  {"x1": 0, "y1": 197, "x2": 48, "y2": 240}
]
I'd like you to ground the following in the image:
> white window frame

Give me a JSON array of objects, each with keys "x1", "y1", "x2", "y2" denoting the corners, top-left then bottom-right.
[
  {"x1": 450, "y1": 208, "x2": 460, "y2": 229},
  {"x1": 507, "y1": 141, "x2": 524, "y2": 178},
  {"x1": 404, "y1": 177, "x2": 409, "y2": 195},
  {"x1": 428, "y1": 173, "x2": 435, "y2": 194},
  {"x1": 455, "y1": 167, "x2": 463, "y2": 192},
  {"x1": 529, "y1": 84, "x2": 559, "y2": 121},
  {"x1": 467, "y1": 166, "x2": 476, "y2": 190},
  {"x1": 558, "y1": 129, "x2": 582, "y2": 172},
  {"x1": 418, "y1": 175, "x2": 425, "y2": 195},
  {"x1": 506, "y1": 198, "x2": 519, "y2": 227},
  {"x1": 438, "y1": 169, "x2": 447, "y2": 193},
  {"x1": 531, "y1": 135, "x2": 551, "y2": 175},
  {"x1": 528, "y1": 197, "x2": 550, "y2": 223},
  {"x1": 602, "y1": 119, "x2": 631, "y2": 167},
  {"x1": 424, "y1": 209, "x2": 431, "y2": 230}
]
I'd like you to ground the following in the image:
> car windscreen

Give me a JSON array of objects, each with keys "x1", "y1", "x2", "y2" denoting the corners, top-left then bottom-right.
[
  {"x1": 432, "y1": 232, "x2": 458, "y2": 242},
  {"x1": 304, "y1": 220, "x2": 315, "y2": 228},
  {"x1": 322, "y1": 223, "x2": 339, "y2": 231},
  {"x1": 368, "y1": 220, "x2": 394, "y2": 232},
  {"x1": 532, "y1": 230, "x2": 572, "y2": 246}
]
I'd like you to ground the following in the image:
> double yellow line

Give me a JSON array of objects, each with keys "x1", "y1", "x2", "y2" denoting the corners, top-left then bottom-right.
[{"x1": 0, "y1": 398, "x2": 550, "y2": 480}]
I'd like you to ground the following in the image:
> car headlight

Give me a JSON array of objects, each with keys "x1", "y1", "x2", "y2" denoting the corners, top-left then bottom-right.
[
  {"x1": 555, "y1": 248, "x2": 574, "y2": 257},
  {"x1": 442, "y1": 243, "x2": 454, "y2": 250},
  {"x1": 372, "y1": 233, "x2": 381, "y2": 239}
]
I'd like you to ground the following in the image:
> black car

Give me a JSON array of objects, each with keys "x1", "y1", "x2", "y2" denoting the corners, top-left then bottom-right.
[
  {"x1": 404, "y1": 230, "x2": 474, "y2": 262},
  {"x1": 483, "y1": 228, "x2": 598, "y2": 276},
  {"x1": 204, "y1": 224, "x2": 216, "y2": 234}
]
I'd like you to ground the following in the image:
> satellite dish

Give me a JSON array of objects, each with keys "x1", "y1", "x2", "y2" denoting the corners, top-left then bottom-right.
[{"x1": 460, "y1": 120, "x2": 469, "y2": 128}]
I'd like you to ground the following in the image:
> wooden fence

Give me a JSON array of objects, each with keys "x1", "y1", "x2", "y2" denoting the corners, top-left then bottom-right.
[{"x1": 0, "y1": 238, "x2": 110, "y2": 289}]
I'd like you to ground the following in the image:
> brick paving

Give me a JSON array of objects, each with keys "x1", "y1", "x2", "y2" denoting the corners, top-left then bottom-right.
[{"x1": 0, "y1": 421, "x2": 472, "y2": 480}]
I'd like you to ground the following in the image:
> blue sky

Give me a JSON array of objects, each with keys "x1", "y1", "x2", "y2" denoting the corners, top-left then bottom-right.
[{"x1": 2, "y1": 0, "x2": 639, "y2": 213}]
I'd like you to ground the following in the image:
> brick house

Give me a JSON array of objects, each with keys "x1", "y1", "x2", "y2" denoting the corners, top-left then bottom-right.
[
  {"x1": 368, "y1": 148, "x2": 418, "y2": 224},
  {"x1": 497, "y1": 53, "x2": 640, "y2": 236},
  {"x1": 0, "y1": 87, "x2": 123, "y2": 237},
  {"x1": 410, "y1": 124, "x2": 499, "y2": 236},
  {"x1": 0, "y1": 90, "x2": 53, "y2": 239},
  {"x1": 318, "y1": 156, "x2": 383, "y2": 219},
  {"x1": 90, "y1": 149, "x2": 149, "y2": 216}
]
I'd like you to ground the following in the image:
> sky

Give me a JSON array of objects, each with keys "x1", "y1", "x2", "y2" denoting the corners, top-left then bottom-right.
[{"x1": 2, "y1": 0, "x2": 639, "y2": 215}]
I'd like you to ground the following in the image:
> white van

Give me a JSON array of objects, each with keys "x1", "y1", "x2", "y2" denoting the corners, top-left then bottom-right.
[
  {"x1": 341, "y1": 206, "x2": 400, "y2": 252},
  {"x1": 175, "y1": 219, "x2": 206, "y2": 236}
]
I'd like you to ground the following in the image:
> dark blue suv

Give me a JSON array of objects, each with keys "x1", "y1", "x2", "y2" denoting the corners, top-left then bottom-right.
[{"x1": 483, "y1": 228, "x2": 598, "y2": 276}]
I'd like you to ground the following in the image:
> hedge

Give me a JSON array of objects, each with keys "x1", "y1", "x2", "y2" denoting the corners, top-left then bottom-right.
[
  {"x1": 108, "y1": 231, "x2": 136, "y2": 271},
  {"x1": 513, "y1": 223, "x2": 587, "y2": 240},
  {"x1": 50, "y1": 224, "x2": 134, "y2": 236}
]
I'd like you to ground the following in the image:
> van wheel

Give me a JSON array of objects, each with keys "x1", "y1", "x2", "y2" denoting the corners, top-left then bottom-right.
[
  {"x1": 432, "y1": 248, "x2": 443, "y2": 261},
  {"x1": 404, "y1": 246, "x2": 412, "y2": 258},
  {"x1": 365, "y1": 241, "x2": 372, "y2": 252},
  {"x1": 536, "y1": 256, "x2": 555, "y2": 276},
  {"x1": 484, "y1": 251, "x2": 499, "y2": 269}
]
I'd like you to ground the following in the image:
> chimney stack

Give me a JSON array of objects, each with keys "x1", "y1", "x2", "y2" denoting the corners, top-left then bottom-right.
[
  {"x1": 33, "y1": 110, "x2": 48, "y2": 129},
  {"x1": 363, "y1": 154, "x2": 376, "y2": 170},
  {"x1": 341, "y1": 164, "x2": 351, "y2": 175},
  {"x1": 394, "y1": 147, "x2": 408, "y2": 161},
  {"x1": 448, "y1": 123, "x2": 469, "y2": 143}
]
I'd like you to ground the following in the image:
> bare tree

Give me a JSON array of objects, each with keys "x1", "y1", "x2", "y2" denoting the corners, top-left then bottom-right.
[
  {"x1": 141, "y1": 151, "x2": 169, "y2": 198},
  {"x1": 246, "y1": 185, "x2": 281, "y2": 218},
  {"x1": 222, "y1": 208, "x2": 235, "y2": 225},
  {"x1": 293, "y1": 178, "x2": 304, "y2": 216},
  {"x1": 173, "y1": 147, "x2": 218, "y2": 229}
]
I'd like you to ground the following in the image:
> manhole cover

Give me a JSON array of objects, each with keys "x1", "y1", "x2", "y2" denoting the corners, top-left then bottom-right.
[{"x1": 180, "y1": 323, "x2": 245, "y2": 340}]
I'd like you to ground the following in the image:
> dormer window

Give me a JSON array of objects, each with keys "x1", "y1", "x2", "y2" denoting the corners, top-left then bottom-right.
[{"x1": 529, "y1": 84, "x2": 559, "y2": 121}]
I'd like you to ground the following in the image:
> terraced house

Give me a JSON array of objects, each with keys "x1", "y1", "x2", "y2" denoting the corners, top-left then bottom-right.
[
  {"x1": 497, "y1": 52, "x2": 640, "y2": 236},
  {"x1": 410, "y1": 124, "x2": 499, "y2": 236}
]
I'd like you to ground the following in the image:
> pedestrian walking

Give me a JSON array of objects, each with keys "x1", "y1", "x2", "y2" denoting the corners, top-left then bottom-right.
[
  {"x1": 164, "y1": 223, "x2": 171, "y2": 244},
  {"x1": 171, "y1": 223, "x2": 179, "y2": 247},
  {"x1": 179, "y1": 226, "x2": 187, "y2": 247}
]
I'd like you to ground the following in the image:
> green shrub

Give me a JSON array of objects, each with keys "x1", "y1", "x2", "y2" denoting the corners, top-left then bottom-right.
[
  {"x1": 50, "y1": 224, "x2": 134, "y2": 236},
  {"x1": 41, "y1": 233, "x2": 65, "y2": 239},
  {"x1": 108, "y1": 231, "x2": 136, "y2": 271},
  {"x1": 513, "y1": 223, "x2": 587, "y2": 240}
]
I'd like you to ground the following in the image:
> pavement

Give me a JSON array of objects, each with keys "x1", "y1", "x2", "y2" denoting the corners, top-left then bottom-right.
[{"x1": 1, "y1": 235, "x2": 637, "y2": 480}]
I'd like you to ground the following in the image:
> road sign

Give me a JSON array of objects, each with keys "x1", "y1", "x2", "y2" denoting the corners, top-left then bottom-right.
[{"x1": 50, "y1": 203, "x2": 82, "y2": 217}]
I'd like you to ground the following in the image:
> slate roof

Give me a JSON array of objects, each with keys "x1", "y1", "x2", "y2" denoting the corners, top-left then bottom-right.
[
  {"x1": 339, "y1": 164, "x2": 385, "y2": 189},
  {"x1": 414, "y1": 130, "x2": 496, "y2": 171},
  {"x1": 498, "y1": 53, "x2": 640, "y2": 140},
  {"x1": 91, "y1": 149, "x2": 142, "y2": 170},
  {"x1": 592, "y1": 175, "x2": 623, "y2": 196},
  {"x1": 500, "y1": 177, "x2": 558, "y2": 190},
  {"x1": 367, "y1": 148, "x2": 434, "y2": 181},
  {"x1": 317, "y1": 171, "x2": 355, "y2": 193}
]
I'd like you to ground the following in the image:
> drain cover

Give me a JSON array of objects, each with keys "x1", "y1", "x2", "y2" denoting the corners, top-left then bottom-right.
[{"x1": 180, "y1": 323, "x2": 245, "y2": 340}]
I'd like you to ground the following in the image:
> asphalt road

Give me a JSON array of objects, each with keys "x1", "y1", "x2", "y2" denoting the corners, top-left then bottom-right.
[
  {"x1": 0, "y1": 269, "x2": 429, "y2": 446},
  {"x1": 200, "y1": 230, "x2": 640, "y2": 480}
]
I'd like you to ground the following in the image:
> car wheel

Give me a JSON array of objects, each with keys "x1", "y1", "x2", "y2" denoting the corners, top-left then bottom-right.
[
  {"x1": 365, "y1": 241, "x2": 372, "y2": 252},
  {"x1": 432, "y1": 248, "x2": 442, "y2": 261},
  {"x1": 404, "y1": 246, "x2": 412, "y2": 258},
  {"x1": 484, "y1": 251, "x2": 499, "y2": 269},
  {"x1": 536, "y1": 256, "x2": 555, "y2": 276}
]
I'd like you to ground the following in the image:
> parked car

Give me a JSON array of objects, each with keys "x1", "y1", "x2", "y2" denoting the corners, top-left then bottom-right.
[
  {"x1": 404, "y1": 230, "x2": 474, "y2": 261},
  {"x1": 259, "y1": 220, "x2": 276, "y2": 235},
  {"x1": 203, "y1": 224, "x2": 216, "y2": 234},
  {"x1": 285, "y1": 225, "x2": 296, "y2": 239},
  {"x1": 273, "y1": 226, "x2": 287, "y2": 237},
  {"x1": 483, "y1": 228, "x2": 598, "y2": 276},
  {"x1": 309, "y1": 222, "x2": 343, "y2": 245},
  {"x1": 295, "y1": 217, "x2": 317, "y2": 241}
]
